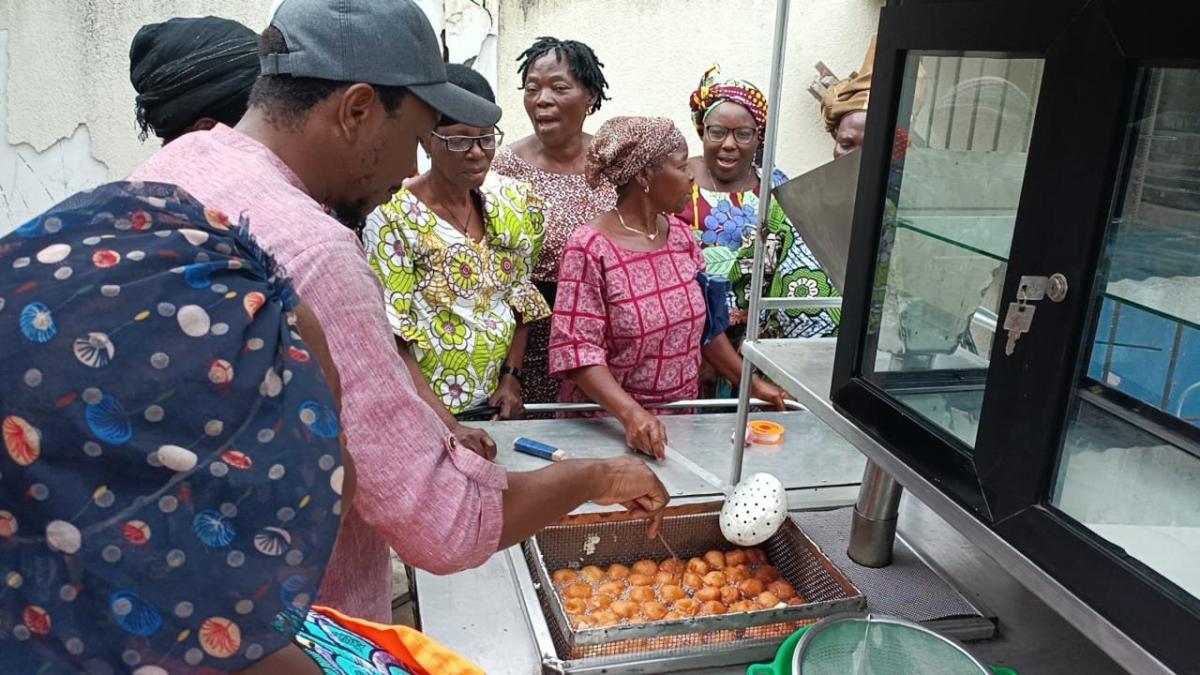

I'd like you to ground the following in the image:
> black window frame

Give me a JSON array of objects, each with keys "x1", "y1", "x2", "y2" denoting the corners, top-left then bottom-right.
[{"x1": 830, "y1": 1, "x2": 1200, "y2": 670}]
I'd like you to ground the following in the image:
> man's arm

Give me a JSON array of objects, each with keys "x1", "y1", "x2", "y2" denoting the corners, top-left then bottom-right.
[{"x1": 292, "y1": 240, "x2": 666, "y2": 574}]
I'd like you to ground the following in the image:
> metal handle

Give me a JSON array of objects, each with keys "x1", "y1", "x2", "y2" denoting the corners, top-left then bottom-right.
[{"x1": 521, "y1": 398, "x2": 805, "y2": 414}]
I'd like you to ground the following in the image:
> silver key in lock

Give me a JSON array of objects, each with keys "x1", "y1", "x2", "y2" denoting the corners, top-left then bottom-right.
[{"x1": 1003, "y1": 302, "x2": 1036, "y2": 356}]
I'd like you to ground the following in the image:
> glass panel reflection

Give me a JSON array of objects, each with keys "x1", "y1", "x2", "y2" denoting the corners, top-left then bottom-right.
[
  {"x1": 1053, "y1": 67, "x2": 1200, "y2": 601},
  {"x1": 863, "y1": 54, "x2": 1045, "y2": 448}
]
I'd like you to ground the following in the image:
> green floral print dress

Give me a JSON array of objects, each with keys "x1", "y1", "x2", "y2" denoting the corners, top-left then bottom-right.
[{"x1": 362, "y1": 176, "x2": 551, "y2": 413}]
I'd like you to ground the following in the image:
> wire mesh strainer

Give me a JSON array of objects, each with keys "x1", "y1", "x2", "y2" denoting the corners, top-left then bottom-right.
[{"x1": 792, "y1": 613, "x2": 992, "y2": 674}]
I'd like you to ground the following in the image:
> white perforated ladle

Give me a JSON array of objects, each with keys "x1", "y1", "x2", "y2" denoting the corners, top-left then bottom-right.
[{"x1": 664, "y1": 445, "x2": 788, "y2": 546}]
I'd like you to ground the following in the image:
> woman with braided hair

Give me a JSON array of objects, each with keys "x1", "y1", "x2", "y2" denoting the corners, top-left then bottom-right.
[{"x1": 492, "y1": 37, "x2": 617, "y2": 405}]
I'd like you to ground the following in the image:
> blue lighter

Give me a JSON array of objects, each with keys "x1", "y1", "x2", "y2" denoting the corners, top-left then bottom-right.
[{"x1": 513, "y1": 437, "x2": 566, "y2": 462}]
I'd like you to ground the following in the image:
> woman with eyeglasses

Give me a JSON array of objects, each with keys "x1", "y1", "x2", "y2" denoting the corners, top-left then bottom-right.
[
  {"x1": 677, "y1": 66, "x2": 840, "y2": 356},
  {"x1": 362, "y1": 64, "x2": 550, "y2": 420}
]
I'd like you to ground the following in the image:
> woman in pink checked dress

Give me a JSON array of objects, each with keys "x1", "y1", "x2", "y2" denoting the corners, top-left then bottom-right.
[{"x1": 549, "y1": 117, "x2": 788, "y2": 459}]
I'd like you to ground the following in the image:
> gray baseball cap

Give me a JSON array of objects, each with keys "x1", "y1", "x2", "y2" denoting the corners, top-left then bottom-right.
[{"x1": 261, "y1": 0, "x2": 501, "y2": 127}]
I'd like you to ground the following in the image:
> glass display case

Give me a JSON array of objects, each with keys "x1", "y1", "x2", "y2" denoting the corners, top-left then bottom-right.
[{"x1": 828, "y1": 1, "x2": 1200, "y2": 671}]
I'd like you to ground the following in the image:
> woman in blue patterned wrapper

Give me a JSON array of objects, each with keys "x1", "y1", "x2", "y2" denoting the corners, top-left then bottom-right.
[
  {"x1": 676, "y1": 66, "x2": 841, "y2": 343},
  {"x1": 0, "y1": 183, "x2": 482, "y2": 674}
]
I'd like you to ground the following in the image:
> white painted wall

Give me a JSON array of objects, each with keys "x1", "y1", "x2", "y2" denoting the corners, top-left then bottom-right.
[
  {"x1": 496, "y1": 0, "x2": 883, "y2": 177},
  {"x1": 0, "y1": 0, "x2": 499, "y2": 234},
  {"x1": 1, "y1": 0, "x2": 878, "y2": 235}
]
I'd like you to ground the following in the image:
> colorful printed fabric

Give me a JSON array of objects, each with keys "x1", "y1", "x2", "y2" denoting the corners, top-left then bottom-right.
[
  {"x1": 675, "y1": 169, "x2": 840, "y2": 338},
  {"x1": 688, "y1": 64, "x2": 769, "y2": 148},
  {"x1": 491, "y1": 148, "x2": 618, "y2": 404},
  {"x1": 297, "y1": 606, "x2": 484, "y2": 675},
  {"x1": 362, "y1": 176, "x2": 550, "y2": 414},
  {"x1": 0, "y1": 182, "x2": 345, "y2": 673},
  {"x1": 584, "y1": 116, "x2": 687, "y2": 189},
  {"x1": 549, "y1": 217, "x2": 707, "y2": 407}
]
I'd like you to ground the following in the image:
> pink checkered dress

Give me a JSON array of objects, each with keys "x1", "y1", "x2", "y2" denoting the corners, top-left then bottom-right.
[{"x1": 549, "y1": 216, "x2": 707, "y2": 407}]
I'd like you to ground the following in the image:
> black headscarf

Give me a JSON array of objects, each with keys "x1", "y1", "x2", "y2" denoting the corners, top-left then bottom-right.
[{"x1": 130, "y1": 16, "x2": 259, "y2": 142}]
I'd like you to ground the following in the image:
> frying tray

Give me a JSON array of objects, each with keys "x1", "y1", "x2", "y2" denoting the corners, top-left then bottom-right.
[{"x1": 519, "y1": 502, "x2": 865, "y2": 669}]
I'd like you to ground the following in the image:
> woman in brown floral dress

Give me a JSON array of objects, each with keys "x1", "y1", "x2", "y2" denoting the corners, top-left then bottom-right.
[{"x1": 492, "y1": 37, "x2": 617, "y2": 404}]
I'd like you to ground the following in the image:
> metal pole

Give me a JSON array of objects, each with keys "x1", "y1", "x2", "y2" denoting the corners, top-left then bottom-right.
[
  {"x1": 847, "y1": 461, "x2": 904, "y2": 567},
  {"x1": 732, "y1": 0, "x2": 792, "y2": 486}
]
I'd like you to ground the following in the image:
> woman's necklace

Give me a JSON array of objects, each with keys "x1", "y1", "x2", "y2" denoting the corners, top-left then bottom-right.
[
  {"x1": 614, "y1": 208, "x2": 661, "y2": 240},
  {"x1": 705, "y1": 164, "x2": 756, "y2": 193},
  {"x1": 442, "y1": 195, "x2": 478, "y2": 238}
]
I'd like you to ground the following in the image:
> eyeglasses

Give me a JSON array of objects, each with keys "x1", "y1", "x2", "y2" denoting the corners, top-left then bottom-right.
[
  {"x1": 704, "y1": 125, "x2": 758, "y2": 145},
  {"x1": 430, "y1": 129, "x2": 505, "y2": 152}
]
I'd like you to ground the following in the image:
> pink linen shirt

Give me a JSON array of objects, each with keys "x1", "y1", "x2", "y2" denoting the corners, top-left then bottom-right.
[{"x1": 132, "y1": 124, "x2": 507, "y2": 623}]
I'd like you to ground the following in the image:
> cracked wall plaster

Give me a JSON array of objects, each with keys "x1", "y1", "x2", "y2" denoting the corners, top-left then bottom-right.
[{"x1": 2, "y1": 1, "x2": 497, "y2": 234}]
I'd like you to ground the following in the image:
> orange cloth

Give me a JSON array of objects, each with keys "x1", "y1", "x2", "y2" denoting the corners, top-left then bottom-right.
[
  {"x1": 820, "y1": 35, "x2": 877, "y2": 135},
  {"x1": 312, "y1": 606, "x2": 485, "y2": 675}
]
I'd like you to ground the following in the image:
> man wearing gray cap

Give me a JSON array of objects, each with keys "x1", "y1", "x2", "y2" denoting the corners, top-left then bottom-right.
[{"x1": 132, "y1": 0, "x2": 668, "y2": 624}]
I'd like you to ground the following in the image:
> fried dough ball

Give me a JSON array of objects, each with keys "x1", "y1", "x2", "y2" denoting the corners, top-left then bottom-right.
[
  {"x1": 745, "y1": 548, "x2": 767, "y2": 565},
  {"x1": 591, "y1": 610, "x2": 620, "y2": 627},
  {"x1": 724, "y1": 549, "x2": 748, "y2": 566},
  {"x1": 660, "y1": 584, "x2": 687, "y2": 602},
  {"x1": 598, "y1": 581, "x2": 625, "y2": 597},
  {"x1": 659, "y1": 558, "x2": 686, "y2": 575},
  {"x1": 588, "y1": 594, "x2": 614, "y2": 611},
  {"x1": 552, "y1": 569, "x2": 578, "y2": 584},
  {"x1": 725, "y1": 564, "x2": 751, "y2": 583},
  {"x1": 717, "y1": 586, "x2": 739, "y2": 605},
  {"x1": 607, "y1": 563, "x2": 631, "y2": 579},
  {"x1": 738, "y1": 579, "x2": 766, "y2": 598},
  {"x1": 686, "y1": 557, "x2": 710, "y2": 575},
  {"x1": 696, "y1": 586, "x2": 722, "y2": 602},
  {"x1": 768, "y1": 580, "x2": 797, "y2": 601},
  {"x1": 674, "y1": 598, "x2": 700, "y2": 617},
  {"x1": 756, "y1": 591, "x2": 782, "y2": 608},
  {"x1": 699, "y1": 600, "x2": 727, "y2": 615},
  {"x1": 611, "y1": 600, "x2": 640, "y2": 618},
  {"x1": 564, "y1": 583, "x2": 593, "y2": 599},
  {"x1": 704, "y1": 550, "x2": 727, "y2": 570},
  {"x1": 682, "y1": 572, "x2": 704, "y2": 589},
  {"x1": 702, "y1": 571, "x2": 727, "y2": 587},
  {"x1": 564, "y1": 598, "x2": 589, "y2": 614},
  {"x1": 570, "y1": 614, "x2": 593, "y2": 629},
  {"x1": 663, "y1": 611, "x2": 684, "y2": 621},
  {"x1": 730, "y1": 599, "x2": 757, "y2": 613},
  {"x1": 632, "y1": 560, "x2": 659, "y2": 576},
  {"x1": 787, "y1": 596, "x2": 808, "y2": 606},
  {"x1": 753, "y1": 565, "x2": 781, "y2": 583},
  {"x1": 654, "y1": 571, "x2": 679, "y2": 586},
  {"x1": 580, "y1": 565, "x2": 605, "y2": 582},
  {"x1": 630, "y1": 586, "x2": 657, "y2": 603},
  {"x1": 627, "y1": 573, "x2": 654, "y2": 587},
  {"x1": 642, "y1": 601, "x2": 669, "y2": 621}
]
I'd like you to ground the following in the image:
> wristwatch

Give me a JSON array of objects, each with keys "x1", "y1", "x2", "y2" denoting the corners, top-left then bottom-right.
[{"x1": 499, "y1": 365, "x2": 525, "y2": 383}]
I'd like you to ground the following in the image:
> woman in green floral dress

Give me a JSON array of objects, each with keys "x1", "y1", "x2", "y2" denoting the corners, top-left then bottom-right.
[{"x1": 362, "y1": 66, "x2": 549, "y2": 420}]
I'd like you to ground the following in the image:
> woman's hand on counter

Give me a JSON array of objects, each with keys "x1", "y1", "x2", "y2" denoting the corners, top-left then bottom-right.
[
  {"x1": 751, "y1": 376, "x2": 791, "y2": 412},
  {"x1": 619, "y1": 406, "x2": 668, "y2": 460},
  {"x1": 590, "y1": 456, "x2": 669, "y2": 539}
]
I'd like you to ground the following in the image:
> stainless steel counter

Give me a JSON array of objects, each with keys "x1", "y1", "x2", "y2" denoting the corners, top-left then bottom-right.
[
  {"x1": 474, "y1": 411, "x2": 865, "y2": 507},
  {"x1": 413, "y1": 407, "x2": 1127, "y2": 674}
]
